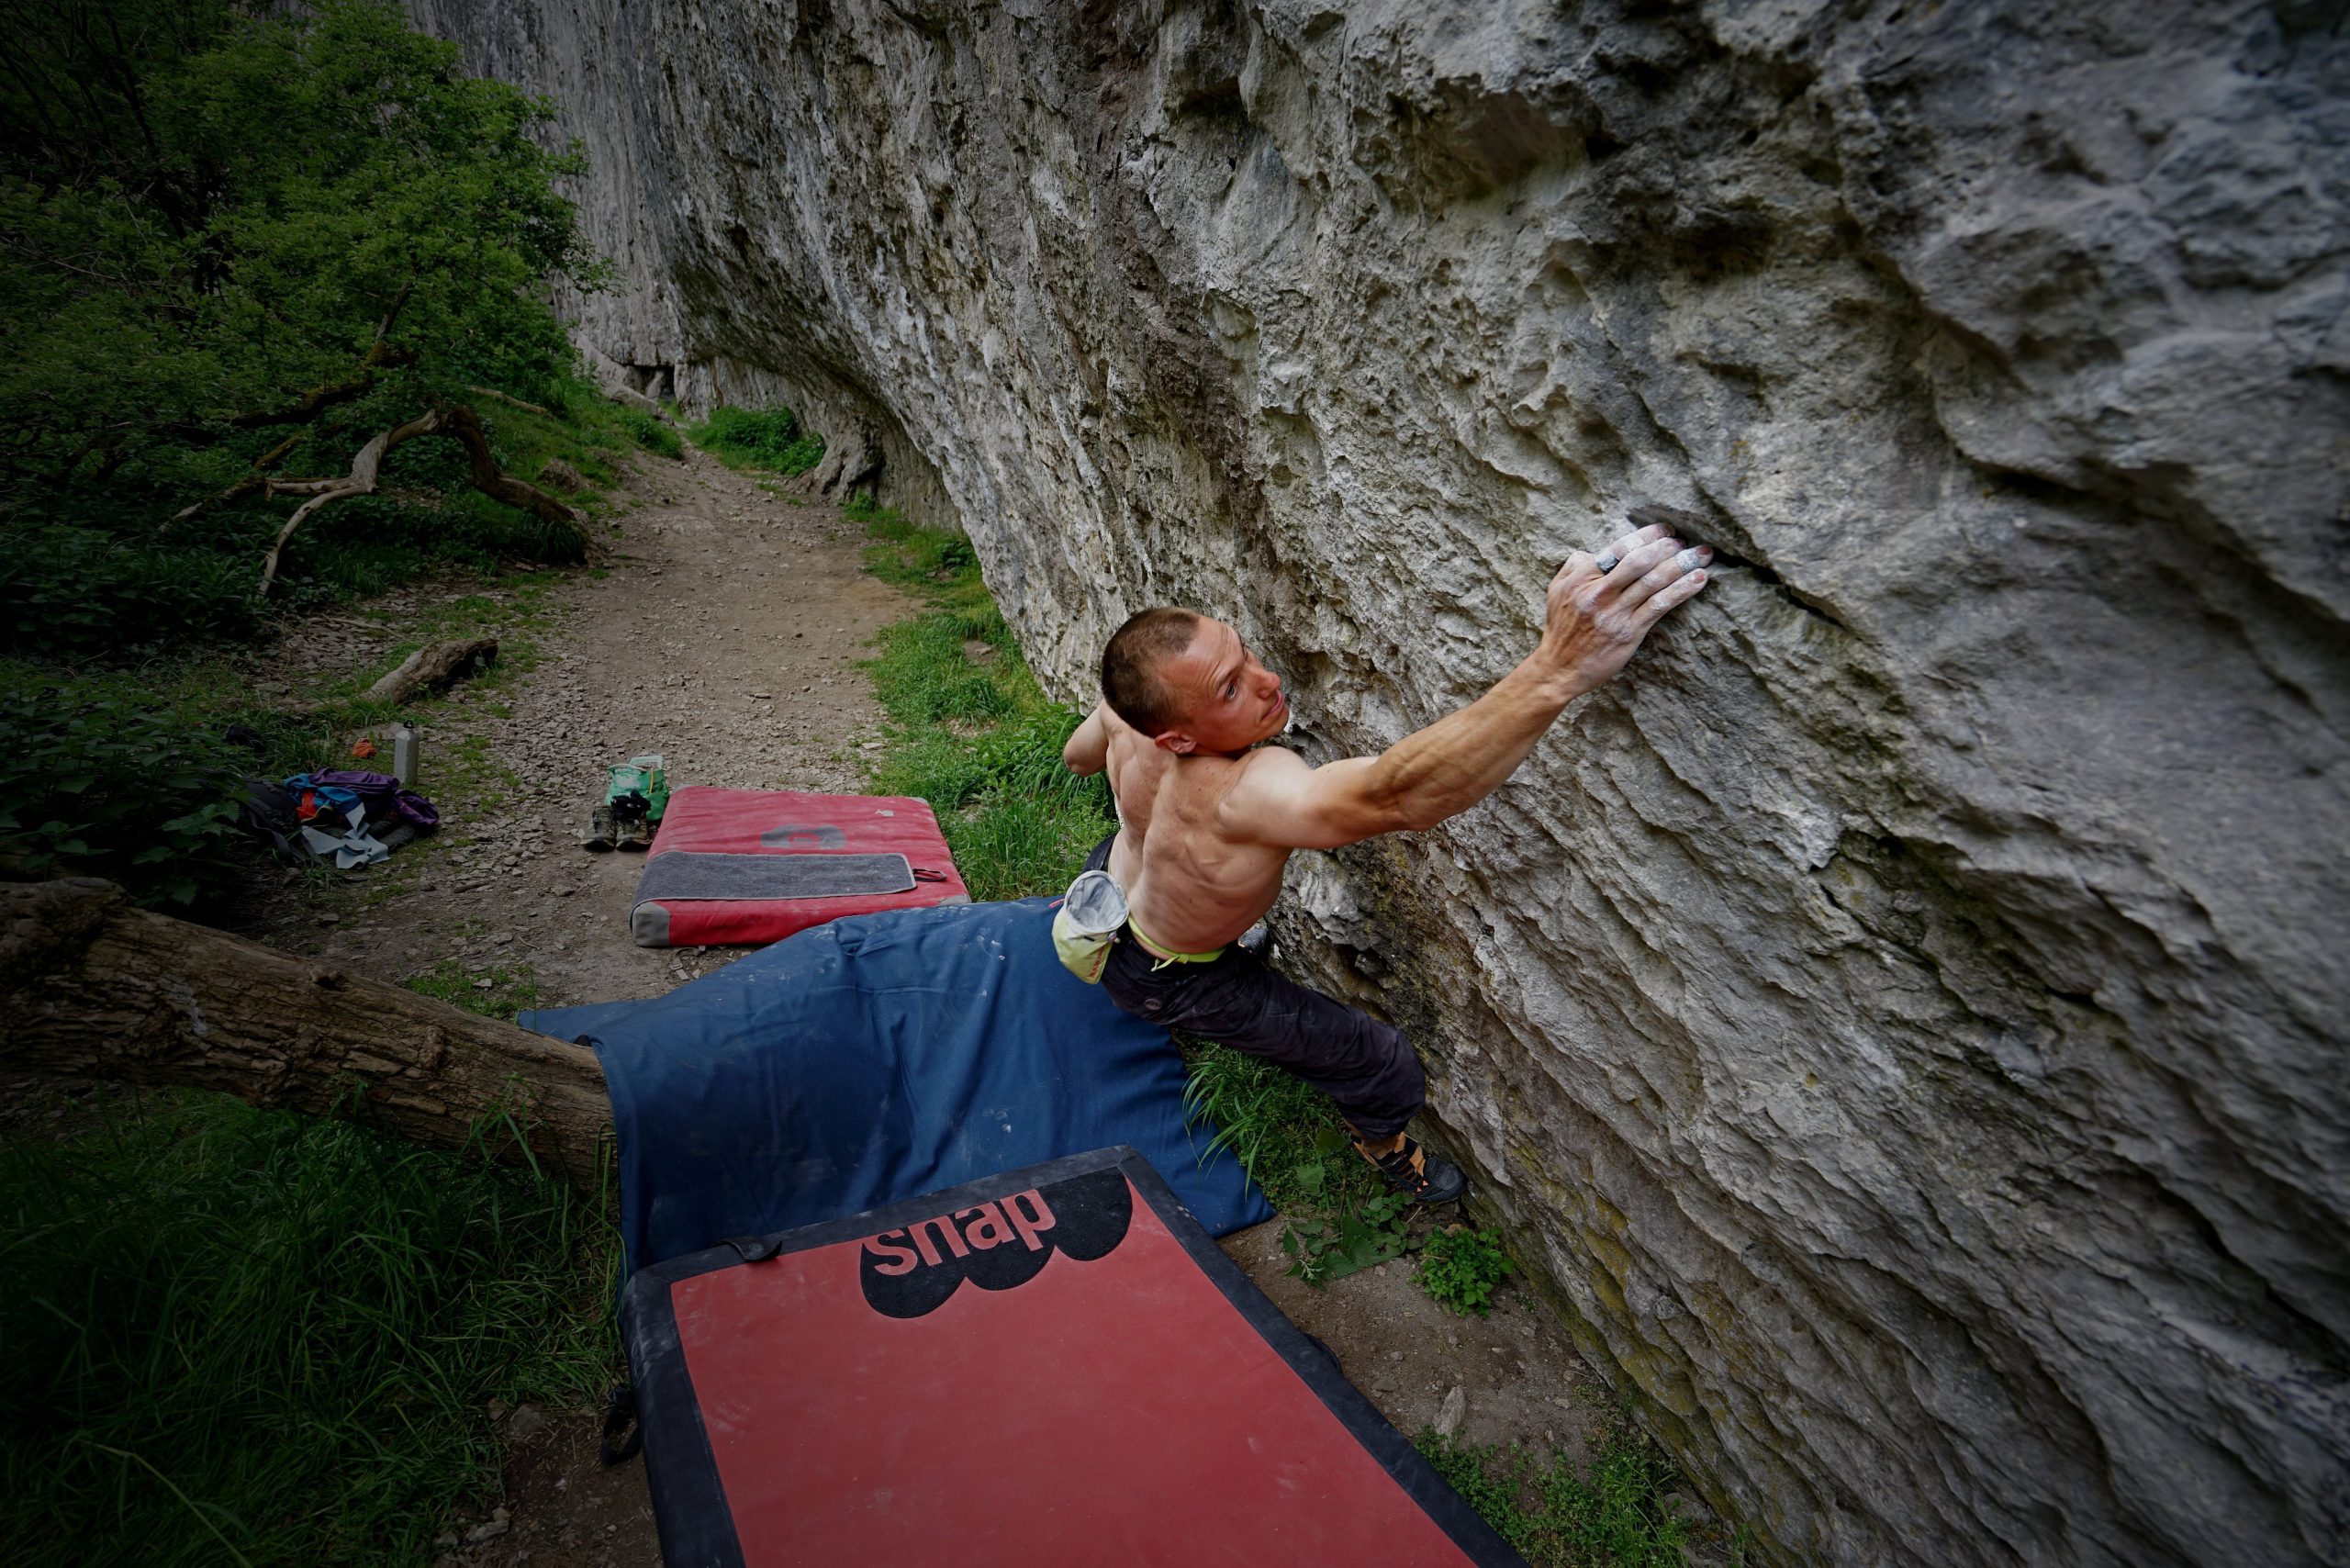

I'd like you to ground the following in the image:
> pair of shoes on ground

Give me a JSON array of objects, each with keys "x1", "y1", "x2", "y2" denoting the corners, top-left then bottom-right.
[
  {"x1": 1354, "y1": 1132, "x2": 1467, "y2": 1204},
  {"x1": 579, "y1": 801, "x2": 655, "y2": 852}
]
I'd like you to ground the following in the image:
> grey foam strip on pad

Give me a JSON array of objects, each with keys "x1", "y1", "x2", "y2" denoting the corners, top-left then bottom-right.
[{"x1": 632, "y1": 851, "x2": 916, "y2": 908}]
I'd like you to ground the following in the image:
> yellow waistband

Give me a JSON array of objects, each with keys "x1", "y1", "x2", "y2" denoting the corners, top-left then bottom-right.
[{"x1": 1128, "y1": 921, "x2": 1225, "y2": 965}]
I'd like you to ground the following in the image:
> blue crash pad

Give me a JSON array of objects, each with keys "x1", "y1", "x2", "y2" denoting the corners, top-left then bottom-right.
[{"x1": 520, "y1": 897, "x2": 1271, "y2": 1270}]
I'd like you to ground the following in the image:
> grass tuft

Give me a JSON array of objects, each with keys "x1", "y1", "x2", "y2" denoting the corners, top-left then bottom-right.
[
  {"x1": 1416, "y1": 1428, "x2": 1692, "y2": 1567},
  {"x1": 406, "y1": 959, "x2": 542, "y2": 1023},
  {"x1": 0, "y1": 1089, "x2": 619, "y2": 1568},
  {"x1": 1180, "y1": 1043, "x2": 1378, "y2": 1215}
]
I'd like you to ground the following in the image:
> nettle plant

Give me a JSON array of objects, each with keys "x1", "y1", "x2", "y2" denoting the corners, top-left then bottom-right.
[{"x1": 1416, "y1": 1225, "x2": 1516, "y2": 1316}]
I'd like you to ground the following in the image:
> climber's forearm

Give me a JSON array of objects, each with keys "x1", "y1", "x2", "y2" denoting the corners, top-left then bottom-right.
[{"x1": 1356, "y1": 654, "x2": 1582, "y2": 831}]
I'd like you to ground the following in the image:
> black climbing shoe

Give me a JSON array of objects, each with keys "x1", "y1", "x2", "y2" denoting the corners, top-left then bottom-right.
[
  {"x1": 610, "y1": 792, "x2": 654, "y2": 851},
  {"x1": 1357, "y1": 1134, "x2": 1467, "y2": 1204},
  {"x1": 579, "y1": 802, "x2": 617, "y2": 852}
]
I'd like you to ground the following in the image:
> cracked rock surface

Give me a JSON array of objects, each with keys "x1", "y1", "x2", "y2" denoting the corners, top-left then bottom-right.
[{"x1": 409, "y1": 2, "x2": 2350, "y2": 1562}]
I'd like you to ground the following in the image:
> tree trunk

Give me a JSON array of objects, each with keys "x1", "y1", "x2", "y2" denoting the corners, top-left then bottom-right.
[
  {"x1": 0, "y1": 879, "x2": 611, "y2": 1191},
  {"x1": 361, "y1": 635, "x2": 499, "y2": 706}
]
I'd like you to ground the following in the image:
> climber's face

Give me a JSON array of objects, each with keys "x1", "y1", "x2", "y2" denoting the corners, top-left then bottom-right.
[{"x1": 1149, "y1": 616, "x2": 1288, "y2": 757}]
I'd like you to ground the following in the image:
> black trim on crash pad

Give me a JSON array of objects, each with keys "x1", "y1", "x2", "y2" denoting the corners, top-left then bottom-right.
[
  {"x1": 618, "y1": 1145, "x2": 1528, "y2": 1568},
  {"x1": 620, "y1": 1275, "x2": 746, "y2": 1568}
]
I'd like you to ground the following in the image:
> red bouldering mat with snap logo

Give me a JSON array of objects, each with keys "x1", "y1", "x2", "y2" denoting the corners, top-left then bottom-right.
[
  {"x1": 631, "y1": 786, "x2": 967, "y2": 947},
  {"x1": 620, "y1": 1146, "x2": 1525, "y2": 1568}
]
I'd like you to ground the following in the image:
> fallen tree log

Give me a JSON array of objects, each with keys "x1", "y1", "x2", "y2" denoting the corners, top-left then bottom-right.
[
  {"x1": 0, "y1": 879, "x2": 610, "y2": 1192},
  {"x1": 362, "y1": 635, "x2": 499, "y2": 707}
]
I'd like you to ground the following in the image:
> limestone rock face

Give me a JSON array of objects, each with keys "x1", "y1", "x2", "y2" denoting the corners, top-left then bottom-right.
[{"x1": 409, "y1": 2, "x2": 2349, "y2": 1562}]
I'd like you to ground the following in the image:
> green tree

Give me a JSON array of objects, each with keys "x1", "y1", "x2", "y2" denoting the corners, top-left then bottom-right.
[{"x1": 0, "y1": 0, "x2": 607, "y2": 633}]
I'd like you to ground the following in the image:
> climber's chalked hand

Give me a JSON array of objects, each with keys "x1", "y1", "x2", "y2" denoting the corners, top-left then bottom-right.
[{"x1": 1539, "y1": 520, "x2": 1710, "y2": 694}]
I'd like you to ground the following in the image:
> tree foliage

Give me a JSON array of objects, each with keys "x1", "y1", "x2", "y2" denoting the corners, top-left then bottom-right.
[
  {"x1": 0, "y1": 0, "x2": 608, "y2": 644},
  {"x1": 0, "y1": 0, "x2": 600, "y2": 472}
]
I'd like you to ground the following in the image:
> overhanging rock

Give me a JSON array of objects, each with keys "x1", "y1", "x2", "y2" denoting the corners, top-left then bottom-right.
[{"x1": 408, "y1": 2, "x2": 2350, "y2": 1562}]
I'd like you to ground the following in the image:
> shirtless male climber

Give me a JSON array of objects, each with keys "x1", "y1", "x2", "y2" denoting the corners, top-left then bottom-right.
[{"x1": 1061, "y1": 519, "x2": 1711, "y2": 1203}]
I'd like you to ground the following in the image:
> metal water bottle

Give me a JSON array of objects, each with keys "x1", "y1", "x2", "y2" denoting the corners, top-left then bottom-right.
[{"x1": 391, "y1": 723, "x2": 419, "y2": 786}]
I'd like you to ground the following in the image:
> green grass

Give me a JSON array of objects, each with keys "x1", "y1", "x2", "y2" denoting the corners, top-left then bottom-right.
[
  {"x1": 1416, "y1": 1429, "x2": 1692, "y2": 1567},
  {"x1": 406, "y1": 959, "x2": 541, "y2": 1023},
  {"x1": 851, "y1": 498, "x2": 1114, "y2": 902},
  {"x1": 0, "y1": 1089, "x2": 620, "y2": 1568},
  {"x1": 686, "y1": 406, "x2": 823, "y2": 476},
  {"x1": 1180, "y1": 1044, "x2": 1378, "y2": 1214}
]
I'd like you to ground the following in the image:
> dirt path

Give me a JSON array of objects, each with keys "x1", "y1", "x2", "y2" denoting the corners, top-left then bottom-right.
[
  {"x1": 246, "y1": 444, "x2": 1717, "y2": 1564},
  {"x1": 258, "y1": 445, "x2": 909, "y2": 1011}
]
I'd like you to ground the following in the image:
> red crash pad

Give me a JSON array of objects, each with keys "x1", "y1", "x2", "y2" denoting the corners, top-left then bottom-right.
[
  {"x1": 620, "y1": 1148, "x2": 1525, "y2": 1568},
  {"x1": 631, "y1": 787, "x2": 967, "y2": 947}
]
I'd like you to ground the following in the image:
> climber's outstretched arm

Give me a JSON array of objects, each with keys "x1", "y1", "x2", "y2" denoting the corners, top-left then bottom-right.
[{"x1": 1219, "y1": 524, "x2": 1709, "y2": 850}]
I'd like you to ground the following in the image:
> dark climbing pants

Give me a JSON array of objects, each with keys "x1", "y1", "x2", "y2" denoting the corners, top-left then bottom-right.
[{"x1": 1082, "y1": 834, "x2": 1426, "y2": 1141}]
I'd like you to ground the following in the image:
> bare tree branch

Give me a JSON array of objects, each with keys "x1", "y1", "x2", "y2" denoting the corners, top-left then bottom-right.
[{"x1": 255, "y1": 403, "x2": 585, "y2": 594}]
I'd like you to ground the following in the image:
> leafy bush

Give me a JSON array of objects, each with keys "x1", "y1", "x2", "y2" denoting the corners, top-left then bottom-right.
[
  {"x1": 616, "y1": 407, "x2": 685, "y2": 459},
  {"x1": 0, "y1": 525, "x2": 268, "y2": 653},
  {"x1": 1416, "y1": 1225, "x2": 1516, "y2": 1315},
  {"x1": 689, "y1": 406, "x2": 823, "y2": 475},
  {"x1": 0, "y1": 669, "x2": 253, "y2": 906}
]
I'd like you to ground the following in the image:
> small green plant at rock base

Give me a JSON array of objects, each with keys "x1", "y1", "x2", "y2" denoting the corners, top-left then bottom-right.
[
  {"x1": 1415, "y1": 1428, "x2": 1691, "y2": 1568},
  {"x1": 1416, "y1": 1224, "x2": 1516, "y2": 1316},
  {"x1": 1281, "y1": 1179, "x2": 1422, "y2": 1285}
]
